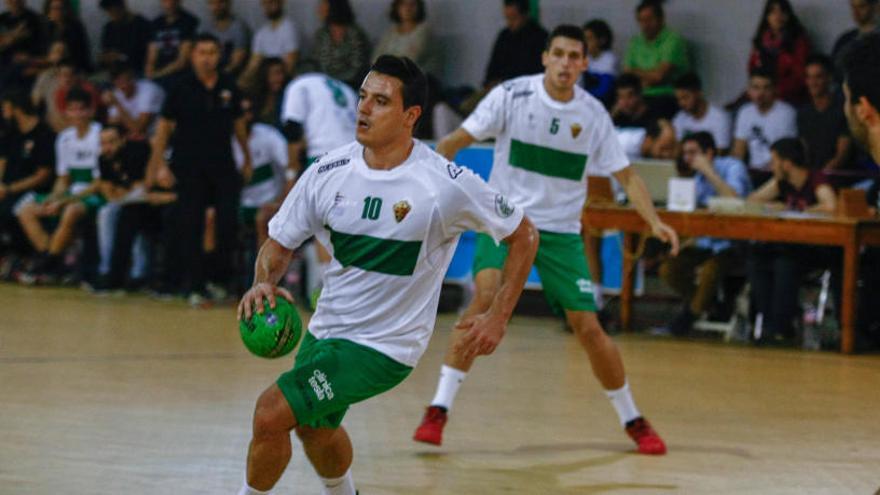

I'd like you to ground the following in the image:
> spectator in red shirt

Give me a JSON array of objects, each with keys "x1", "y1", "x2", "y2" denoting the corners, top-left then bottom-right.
[{"x1": 748, "y1": 0, "x2": 812, "y2": 105}]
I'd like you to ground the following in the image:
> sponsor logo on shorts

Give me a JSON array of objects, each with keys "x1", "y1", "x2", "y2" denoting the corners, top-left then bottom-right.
[
  {"x1": 309, "y1": 369, "x2": 334, "y2": 401},
  {"x1": 317, "y1": 158, "x2": 350, "y2": 174},
  {"x1": 447, "y1": 162, "x2": 463, "y2": 180},
  {"x1": 576, "y1": 278, "x2": 593, "y2": 294},
  {"x1": 494, "y1": 194, "x2": 515, "y2": 218}
]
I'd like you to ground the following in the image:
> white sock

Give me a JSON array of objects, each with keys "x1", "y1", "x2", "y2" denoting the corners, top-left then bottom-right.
[
  {"x1": 605, "y1": 380, "x2": 641, "y2": 426},
  {"x1": 429, "y1": 365, "x2": 467, "y2": 411},
  {"x1": 320, "y1": 469, "x2": 356, "y2": 495},
  {"x1": 237, "y1": 480, "x2": 270, "y2": 495},
  {"x1": 592, "y1": 282, "x2": 605, "y2": 310}
]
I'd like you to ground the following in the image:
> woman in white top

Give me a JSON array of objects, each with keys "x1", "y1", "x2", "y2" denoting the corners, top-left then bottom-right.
[
  {"x1": 372, "y1": 0, "x2": 439, "y2": 76},
  {"x1": 583, "y1": 19, "x2": 617, "y2": 76}
]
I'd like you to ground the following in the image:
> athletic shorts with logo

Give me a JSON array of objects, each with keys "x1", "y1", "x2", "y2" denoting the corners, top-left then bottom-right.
[
  {"x1": 473, "y1": 231, "x2": 596, "y2": 313},
  {"x1": 276, "y1": 332, "x2": 412, "y2": 429}
]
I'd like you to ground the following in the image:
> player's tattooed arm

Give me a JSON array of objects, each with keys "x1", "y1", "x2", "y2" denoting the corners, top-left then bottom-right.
[{"x1": 238, "y1": 239, "x2": 295, "y2": 321}]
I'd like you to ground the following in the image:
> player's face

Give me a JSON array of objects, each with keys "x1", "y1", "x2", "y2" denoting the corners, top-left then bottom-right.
[
  {"x1": 66, "y1": 101, "x2": 91, "y2": 127},
  {"x1": 542, "y1": 36, "x2": 587, "y2": 91},
  {"x1": 356, "y1": 72, "x2": 420, "y2": 148},
  {"x1": 674, "y1": 89, "x2": 699, "y2": 114},
  {"x1": 748, "y1": 76, "x2": 775, "y2": 108},
  {"x1": 843, "y1": 82, "x2": 872, "y2": 151},
  {"x1": 192, "y1": 41, "x2": 220, "y2": 74}
]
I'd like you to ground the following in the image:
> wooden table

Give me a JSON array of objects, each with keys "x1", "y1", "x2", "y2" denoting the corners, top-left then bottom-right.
[{"x1": 582, "y1": 205, "x2": 880, "y2": 353}]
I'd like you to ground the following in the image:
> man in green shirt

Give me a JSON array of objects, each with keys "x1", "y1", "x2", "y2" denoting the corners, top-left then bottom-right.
[{"x1": 623, "y1": 0, "x2": 690, "y2": 118}]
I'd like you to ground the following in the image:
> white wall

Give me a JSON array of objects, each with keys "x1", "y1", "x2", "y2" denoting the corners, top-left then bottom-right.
[{"x1": 10, "y1": 0, "x2": 854, "y2": 103}]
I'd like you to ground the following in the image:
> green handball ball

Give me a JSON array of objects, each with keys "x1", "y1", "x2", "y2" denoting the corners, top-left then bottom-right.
[{"x1": 240, "y1": 298, "x2": 303, "y2": 358}]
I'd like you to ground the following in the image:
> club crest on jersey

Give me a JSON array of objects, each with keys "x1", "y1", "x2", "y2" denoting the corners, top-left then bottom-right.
[
  {"x1": 571, "y1": 123, "x2": 583, "y2": 138},
  {"x1": 494, "y1": 194, "x2": 515, "y2": 218},
  {"x1": 393, "y1": 200, "x2": 411, "y2": 222}
]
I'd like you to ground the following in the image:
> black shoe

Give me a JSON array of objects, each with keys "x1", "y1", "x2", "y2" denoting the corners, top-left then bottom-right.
[{"x1": 668, "y1": 307, "x2": 695, "y2": 336}]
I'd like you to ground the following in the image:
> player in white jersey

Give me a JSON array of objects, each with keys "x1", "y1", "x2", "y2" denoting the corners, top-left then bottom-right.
[
  {"x1": 234, "y1": 97, "x2": 289, "y2": 248},
  {"x1": 413, "y1": 25, "x2": 680, "y2": 455},
  {"x1": 15, "y1": 89, "x2": 105, "y2": 283},
  {"x1": 235, "y1": 56, "x2": 538, "y2": 495},
  {"x1": 280, "y1": 71, "x2": 358, "y2": 306}
]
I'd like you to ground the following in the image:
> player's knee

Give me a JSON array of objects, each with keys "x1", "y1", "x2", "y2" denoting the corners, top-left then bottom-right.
[
  {"x1": 572, "y1": 315, "x2": 605, "y2": 341},
  {"x1": 252, "y1": 389, "x2": 292, "y2": 439}
]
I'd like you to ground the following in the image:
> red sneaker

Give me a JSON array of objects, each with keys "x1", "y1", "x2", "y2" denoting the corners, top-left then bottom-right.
[
  {"x1": 625, "y1": 417, "x2": 667, "y2": 455},
  {"x1": 413, "y1": 406, "x2": 448, "y2": 446}
]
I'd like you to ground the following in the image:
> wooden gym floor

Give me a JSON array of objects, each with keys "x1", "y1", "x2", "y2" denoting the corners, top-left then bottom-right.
[{"x1": 1, "y1": 284, "x2": 878, "y2": 494}]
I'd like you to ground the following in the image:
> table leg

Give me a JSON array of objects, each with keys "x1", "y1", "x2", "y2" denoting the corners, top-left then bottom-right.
[
  {"x1": 841, "y1": 235, "x2": 859, "y2": 354},
  {"x1": 621, "y1": 233, "x2": 636, "y2": 332}
]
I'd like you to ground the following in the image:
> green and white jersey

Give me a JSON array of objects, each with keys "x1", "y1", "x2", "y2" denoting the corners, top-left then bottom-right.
[
  {"x1": 462, "y1": 74, "x2": 628, "y2": 234},
  {"x1": 55, "y1": 122, "x2": 101, "y2": 195},
  {"x1": 281, "y1": 73, "x2": 357, "y2": 159},
  {"x1": 268, "y1": 140, "x2": 523, "y2": 366},
  {"x1": 234, "y1": 123, "x2": 288, "y2": 208}
]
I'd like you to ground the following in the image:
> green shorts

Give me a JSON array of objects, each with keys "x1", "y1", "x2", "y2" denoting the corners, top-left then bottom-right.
[
  {"x1": 473, "y1": 231, "x2": 596, "y2": 313},
  {"x1": 277, "y1": 332, "x2": 412, "y2": 429},
  {"x1": 80, "y1": 194, "x2": 106, "y2": 215}
]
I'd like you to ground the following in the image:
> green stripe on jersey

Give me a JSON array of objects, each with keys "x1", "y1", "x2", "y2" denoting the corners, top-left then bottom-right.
[
  {"x1": 68, "y1": 167, "x2": 94, "y2": 184},
  {"x1": 248, "y1": 163, "x2": 274, "y2": 185},
  {"x1": 508, "y1": 139, "x2": 588, "y2": 181},
  {"x1": 327, "y1": 227, "x2": 422, "y2": 276}
]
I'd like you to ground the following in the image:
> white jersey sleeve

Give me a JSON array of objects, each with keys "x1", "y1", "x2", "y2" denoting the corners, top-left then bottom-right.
[
  {"x1": 281, "y1": 80, "x2": 308, "y2": 124},
  {"x1": 268, "y1": 167, "x2": 320, "y2": 250},
  {"x1": 461, "y1": 84, "x2": 507, "y2": 141},
  {"x1": 440, "y1": 162, "x2": 524, "y2": 242},
  {"x1": 587, "y1": 111, "x2": 629, "y2": 176},
  {"x1": 55, "y1": 133, "x2": 67, "y2": 177}
]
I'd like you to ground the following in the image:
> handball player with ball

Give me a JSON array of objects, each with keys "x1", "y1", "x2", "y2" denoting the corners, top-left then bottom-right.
[{"x1": 235, "y1": 55, "x2": 538, "y2": 495}]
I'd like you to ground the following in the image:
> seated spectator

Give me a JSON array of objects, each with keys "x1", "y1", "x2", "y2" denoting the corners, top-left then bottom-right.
[
  {"x1": 0, "y1": 0, "x2": 45, "y2": 91},
  {"x1": 243, "y1": 58, "x2": 288, "y2": 128},
  {"x1": 732, "y1": 68, "x2": 797, "y2": 184},
  {"x1": 798, "y1": 55, "x2": 852, "y2": 173},
  {"x1": 102, "y1": 63, "x2": 165, "y2": 142},
  {"x1": 29, "y1": 40, "x2": 67, "y2": 109},
  {"x1": 45, "y1": 58, "x2": 101, "y2": 132},
  {"x1": 94, "y1": 125, "x2": 150, "y2": 289},
  {"x1": 580, "y1": 19, "x2": 616, "y2": 105},
  {"x1": 748, "y1": 0, "x2": 811, "y2": 105},
  {"x1": 660, "y1": 132, "x2": 751, "y2": 335},
  {"x1": 203, "y1": 0, "x2": 249, "y2": 76},
  {"x1": 15, "y1": 89, "x2": 103, "y2": 284},
  {"x1": 831, "y1": 0, "x2": 879, "y2": 81},
  {"x1": 242, "y1": 0, "x2": 298, "y2": 80},
  {"x1": 672, "y1": 73, "x2": 732, "y2": 154},
  {"x1": 233, "y1": 97, "x2": 288, "y2": 252},
  {"x1": 312, "y1": 0, "x2": 371, "y2": 89},
  {"x1": 98, "y1": 0, "x2": 152, "y2": 75},
  {"x1": 43, "y1": 0, "x2": 92, "y2": 73},
  {"x1": 483, "y1": 0, "x2": 547, "y2": 89},
  {"x1": 0, "y1": 90, "x2": 54, "y2": 268},
  {"x1": 373, "y1": 0, "x2": 440, "y2": 77},
  {"x1": 622, "y1": 0, "x2": 690, "y2": 119},
  {"x1": 612, "y1": 74, "x2": 677, "y2": 159},
  {"x1": 746, "y1": 138, "x2": 838, "y2": 343},
  {"x1": 145, "y1": 0, "x2": 199, "y2": 86}
]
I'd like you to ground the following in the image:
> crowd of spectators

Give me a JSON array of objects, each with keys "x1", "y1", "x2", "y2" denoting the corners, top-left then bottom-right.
[{"x1": 0, "y1": 0, "x2": 878, "y2": 346}]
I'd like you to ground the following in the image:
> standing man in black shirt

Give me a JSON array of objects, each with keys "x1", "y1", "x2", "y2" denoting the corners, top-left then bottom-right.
[
  {"x1": 0, "y1": 90, "x2": 54, "y2": 269},
  {"x1": 0, "y1": 0, "x2": 45, "y2": 91},
  {"x1": 149, "y1": 33, "x2": 251, "y2": 304}
]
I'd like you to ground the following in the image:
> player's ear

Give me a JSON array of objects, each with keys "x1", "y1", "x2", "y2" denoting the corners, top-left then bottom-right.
[
  {"x1": 541, "y1": 50, "x2": 549, "y2": 69},
  {"x1": 857, "y1": 96, "x2": 880, "y2": 126},
  {"x1": 404, "y1": 104, "x2": 422, "y2": 129}
]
